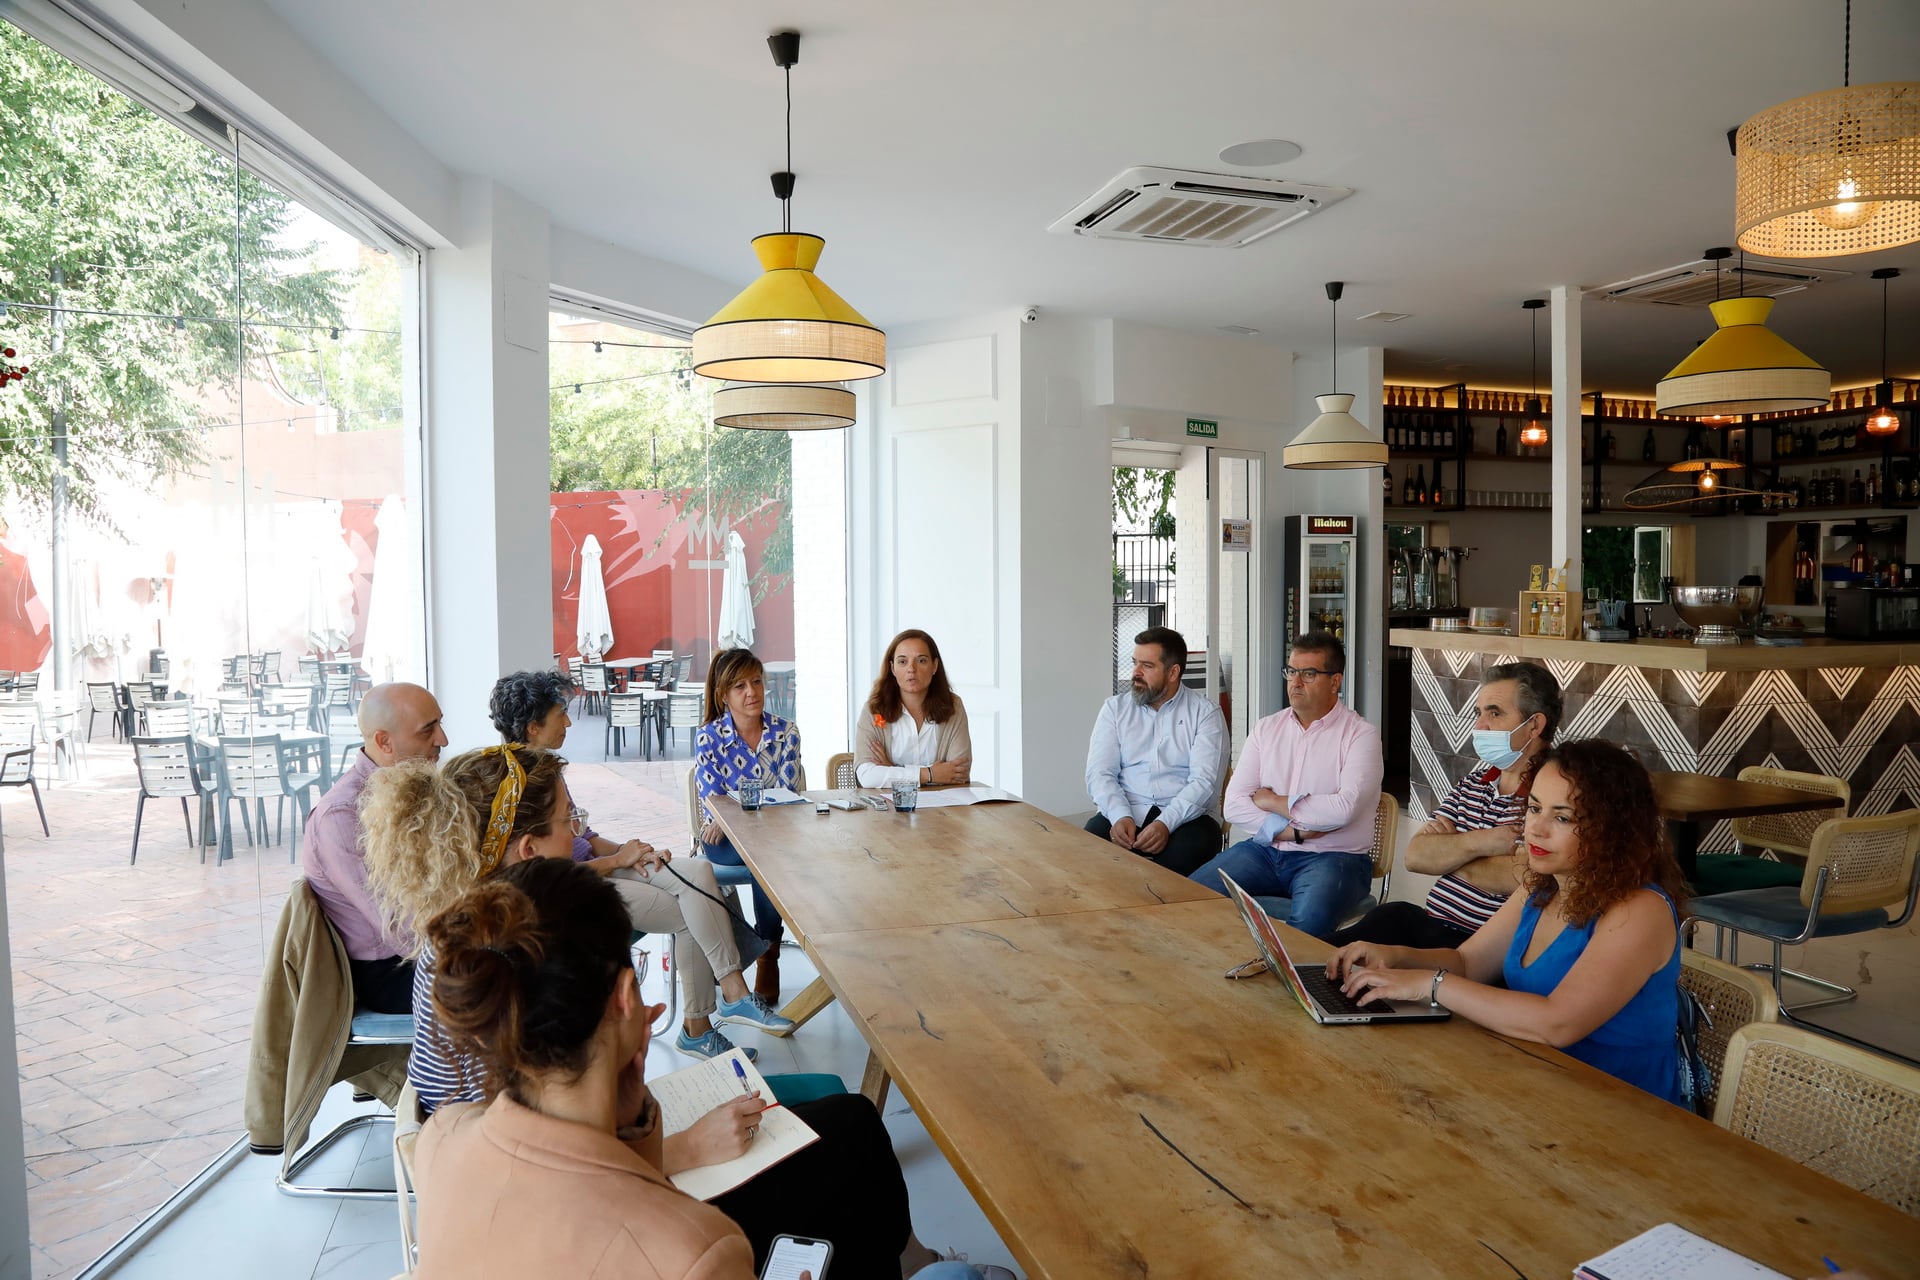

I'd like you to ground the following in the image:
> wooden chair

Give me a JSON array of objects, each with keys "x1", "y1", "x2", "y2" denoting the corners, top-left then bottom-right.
[
  {"x1": 1714, "y1": 1022, "x2": 1920, "y2": 1217},
  {"x1": 1694, "y1": 767, "x2": 1851, "y2": 897},
  {"x1": 1679, "y1": 950, "x2": 1781, "y2": 1119},
  {"x1": 825, "y1": 751, "x2": 857, "y2": 791},
  {"x1": 1687, "y1": 810, "x2": 1920, "y2": 1013}
]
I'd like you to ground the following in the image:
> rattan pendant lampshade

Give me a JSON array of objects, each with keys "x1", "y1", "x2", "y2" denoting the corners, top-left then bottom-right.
[
  {"x1": 711, "y1": 380, "x2": 856, "y2": 431},
  {"x1": 1655, "y1": 296, "x2": 1830, "y2": 417},
  {"x1": 691, "y1": 32, "x2": 886, "y2": 385},
  {"x1": 1734, "y1": 3, "x2": 1920, "y2": 258},
  {"x1": 1284, "y1": 282, "x2": 1387, "y2": 470}
]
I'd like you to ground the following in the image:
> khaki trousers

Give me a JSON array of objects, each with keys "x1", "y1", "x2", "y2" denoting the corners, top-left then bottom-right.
[{"x1": 609, "y1": 858, "x2": 742, "y2": 1020}]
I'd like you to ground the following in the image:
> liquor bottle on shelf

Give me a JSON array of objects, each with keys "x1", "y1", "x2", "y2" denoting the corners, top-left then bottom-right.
[
  {"x1": 1731, "y1": 432, "x2": 1745, "y2": 464},
  {"x1": 1866, "y1": 464, "x2": 1879, "y2": 505},
  {"x1": 1495, "y1": 421, "x2": 1509, "y2": 455},
  {"x1": 1603, "y1": 428, "x2": 1617, "y2": 460},
  {"x1": 1383, "y1": 466, "x2": 1393, "y2": 505},
  {"x1": 1850, "y1": 469, "x2": 1866, "y2": 505},
  {"x1": 1402, "y1": 467, "x2": 1416, "y2": 506},
  {"x1": 1642, "y1": 428, "x2": 1656, "y2": 461},
  {"x1": 1414, "y1": 464, "x2": 1428, "y2": 504},
  {"x1": 1463, "y1": 419, "x2": 1475, "y2": 453}
]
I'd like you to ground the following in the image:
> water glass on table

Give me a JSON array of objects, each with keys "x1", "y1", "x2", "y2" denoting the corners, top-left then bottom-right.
[
  {"x1": 889, "y1": 779, "x2": 920, "y2": 813},
  {"x1": 737, "y1": 781, "x2": 763, "y2": 811}
]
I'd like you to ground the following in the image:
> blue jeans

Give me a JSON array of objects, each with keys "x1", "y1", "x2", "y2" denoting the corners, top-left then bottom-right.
[
  {"x1": 1190, "y1": 839, "x2": 1373, "y2": 940},
  {"x1": 704, "y1": 835, "x2": 784, "y2": 945}
]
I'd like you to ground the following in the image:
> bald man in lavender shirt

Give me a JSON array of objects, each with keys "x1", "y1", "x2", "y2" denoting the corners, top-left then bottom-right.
[{"x1": 300, "y1": 682, "x2": 448, "y2": 1012}]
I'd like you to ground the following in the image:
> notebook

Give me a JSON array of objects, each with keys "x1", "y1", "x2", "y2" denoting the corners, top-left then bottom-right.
[
  {"x1": 648, "y1": 1048, "x2": 819, "y2": 1200},
  {"x1": 1574, "y1": 1223, "x2": 1790, "y2": 1280},
  {"x1": 1219, "y1": 871, "x2": 1450, "y2": 1025}
]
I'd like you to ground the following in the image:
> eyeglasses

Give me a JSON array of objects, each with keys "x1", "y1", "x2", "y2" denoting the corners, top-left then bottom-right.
[
  {"x1": 1282, "y1": 666, "x2": 1336, "y2": 681},
  {"x1": 567, "y1": 805, "x2": 589, "y2": 837}
]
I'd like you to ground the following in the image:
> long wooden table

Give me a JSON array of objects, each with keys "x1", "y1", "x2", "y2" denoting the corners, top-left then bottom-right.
[{"x1": 711, "y1": 794, "x2": 1920, "y2": 1279}]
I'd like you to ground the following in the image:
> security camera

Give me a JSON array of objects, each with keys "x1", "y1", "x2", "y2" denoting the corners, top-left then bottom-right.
[{"x1": 1021, "y1": 306, "x2": 1040, "y2": 324}]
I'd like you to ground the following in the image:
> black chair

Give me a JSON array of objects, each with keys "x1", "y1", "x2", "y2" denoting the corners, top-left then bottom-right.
[{"x1": 0, "y1": 726, "x2": 47, "y2": 852}]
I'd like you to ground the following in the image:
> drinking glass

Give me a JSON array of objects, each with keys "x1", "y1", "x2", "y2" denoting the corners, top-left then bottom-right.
[
  {"x1": 890, "y1": 779, "x2": 920, "y2": 812},
  {"x1": 737, "y1": 781, "x2": 763, "y2": 811}
]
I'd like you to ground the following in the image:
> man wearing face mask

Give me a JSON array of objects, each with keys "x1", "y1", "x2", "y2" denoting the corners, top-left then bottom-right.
[{"x1": 1331, "y1": 661, "x2": 1561, "y2": 950}]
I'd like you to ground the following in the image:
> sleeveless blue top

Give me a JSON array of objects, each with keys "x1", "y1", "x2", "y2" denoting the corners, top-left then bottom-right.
[{"x1": 1503, "y1": 886, "x2": 1683, "y2": 1105}]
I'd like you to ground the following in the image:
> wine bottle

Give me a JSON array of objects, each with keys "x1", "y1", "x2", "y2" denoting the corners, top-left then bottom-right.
[
  {"x1": 1383, "y1": 466, "x2": 1393, "y2": 505},
  {"x1": 1642, "y1": 428, "x2": 1655, "y2": 461},
  {"x1": 1850, "y1": 469, "x2": 1865, "y2": 505},
  {"x1": 1603, "y1": 428, "x2": 1617, "y2": 460},
  {"x1": 1495, "y1": 422, "x2": 1509, "y2": 456},
  {"x1": 1402, "y1": 468, "x2": 1415, "y2": 506},
  {"x1": 1415, "y1": 464, "x2": 1428, "y2": 504}
]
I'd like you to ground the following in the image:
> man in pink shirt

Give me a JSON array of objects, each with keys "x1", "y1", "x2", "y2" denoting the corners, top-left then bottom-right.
[
  {"x1": 1189, "y1": 631, "x2": 1382, "y2": 939},
  {"x1": 300, "y1": 681, "x2": 448, "y2": 1012}
]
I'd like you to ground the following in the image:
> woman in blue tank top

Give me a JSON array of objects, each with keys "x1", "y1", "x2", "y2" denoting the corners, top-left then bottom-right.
[{"x1": 1328, "y1": 740, "x2": 1688, "y2": 1105}]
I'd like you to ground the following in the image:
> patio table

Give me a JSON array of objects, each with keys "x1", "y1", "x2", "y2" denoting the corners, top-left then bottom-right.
[{"x1": 192, "y1": 730, "x2": 334, "y2": 862}]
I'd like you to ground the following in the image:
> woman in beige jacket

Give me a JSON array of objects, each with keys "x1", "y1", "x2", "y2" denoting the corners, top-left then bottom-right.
[{"x1": 855, "y1": 630, "x2": 972, "y2": 789}]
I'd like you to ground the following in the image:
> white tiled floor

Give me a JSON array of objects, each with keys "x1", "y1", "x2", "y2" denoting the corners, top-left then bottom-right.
[{"x1": 100, "y1": 941, "x2": 1023, "y2": 1280}]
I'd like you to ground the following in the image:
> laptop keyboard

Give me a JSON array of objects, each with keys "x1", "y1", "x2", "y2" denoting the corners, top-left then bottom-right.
[{"x1": 1298, "y1": 965, "x2": 1373, "y2": 1017}]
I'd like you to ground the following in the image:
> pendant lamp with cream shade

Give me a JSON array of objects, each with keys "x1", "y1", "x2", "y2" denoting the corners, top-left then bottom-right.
[
  {"x1": 1734, "y1": 0, "x2": 1920, "y2": 259},
  {"x1": 1655, "y1": 247, "x2": 1830, "y2": 417},
  {"x1": 1283, "y1": 282, "x2": 1388, "y2": 470},
  {"x1": 692, "y1": 31, "x2": 885, "y2": 386}
]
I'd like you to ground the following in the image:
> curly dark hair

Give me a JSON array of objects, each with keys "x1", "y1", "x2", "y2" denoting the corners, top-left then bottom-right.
[
  {"x1": 1523, "y1": 739, "x2": 1688, "y2": 927},
  {"x1": 489, "y1": 670, "x2": 574, "y2": 743}
]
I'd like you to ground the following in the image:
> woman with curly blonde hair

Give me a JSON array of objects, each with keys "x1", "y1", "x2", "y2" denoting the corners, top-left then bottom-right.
[
  {"x1": 1326, "y1": 739, "x2": 1689, "y2": 1103},
  {"x1": 364, "y1": 747, "x2": 790, "y2": 1103}
]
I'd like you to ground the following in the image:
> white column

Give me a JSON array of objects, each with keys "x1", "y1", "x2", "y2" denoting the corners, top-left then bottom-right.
[
  {"x1": 1550, "y1": 284, "x2": 1584, "y2": 591},
  {"x1": 423, "y1": 178, "x2": 554, "y2": 749}
]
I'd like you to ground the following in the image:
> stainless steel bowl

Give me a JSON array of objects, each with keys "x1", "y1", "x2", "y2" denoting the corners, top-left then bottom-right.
[{"x1": 1668, "y1": 585, "x2": 1762, "y2": 641}]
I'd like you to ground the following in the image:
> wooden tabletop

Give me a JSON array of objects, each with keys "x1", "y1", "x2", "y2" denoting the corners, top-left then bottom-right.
[
  {"x1": 707, "y1": 794, "x2": 1216, "y2": 938},
  {"x1": 807, "y1": 898, "x2": 1920, "y2": 1280},
  {"x1": 1650, "y1": 771, "x2": 1846, "y2": 824}
]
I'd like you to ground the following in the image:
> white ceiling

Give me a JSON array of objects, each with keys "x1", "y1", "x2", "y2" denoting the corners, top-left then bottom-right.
[{"x1": 263, "y1": 0, "x2": 1920, "y2": 392}]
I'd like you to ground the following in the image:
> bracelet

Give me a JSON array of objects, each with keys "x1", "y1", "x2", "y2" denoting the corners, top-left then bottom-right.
[{"x1": 1429, "y1": 968, "x2": 1449, "y2": 1008}]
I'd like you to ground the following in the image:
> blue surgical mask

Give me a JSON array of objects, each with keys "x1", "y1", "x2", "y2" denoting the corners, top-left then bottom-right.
[{"x1": 1472, "y1": 719, "x2": 1537, "y2": 770}]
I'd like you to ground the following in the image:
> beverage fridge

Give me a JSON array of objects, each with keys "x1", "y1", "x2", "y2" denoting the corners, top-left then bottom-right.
[{"x1": 1282, "y1": 513, "x2": 1359, "y2": 707}]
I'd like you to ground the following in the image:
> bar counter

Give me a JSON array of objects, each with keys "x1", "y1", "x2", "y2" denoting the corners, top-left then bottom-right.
[{"x1": 1389, "y1": 628, "x2": 1920, "y2": 852}]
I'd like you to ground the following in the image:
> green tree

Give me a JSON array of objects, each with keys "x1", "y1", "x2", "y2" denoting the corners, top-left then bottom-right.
[
  {"x1": 0, "y1": 25, "x2": 348, "y2": 522},
  {"x1": 548, "y1": 331, "x2": 794, "y2": 601}
]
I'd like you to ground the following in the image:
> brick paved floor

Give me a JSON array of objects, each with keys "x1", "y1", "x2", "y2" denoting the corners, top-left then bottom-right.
[{"x1": 6, "y1": 717, "x2": 693, "y2": 1280}]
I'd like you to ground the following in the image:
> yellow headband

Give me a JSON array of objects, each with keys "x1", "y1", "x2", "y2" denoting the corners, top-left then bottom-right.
[{"x1": 478, "y1": 745, "x2": 528, "y2": 871}]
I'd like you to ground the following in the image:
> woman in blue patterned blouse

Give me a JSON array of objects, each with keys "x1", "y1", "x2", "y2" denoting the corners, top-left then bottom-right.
[{"x1": 695, "y1": 648, "x2": 802, "y2": 999}]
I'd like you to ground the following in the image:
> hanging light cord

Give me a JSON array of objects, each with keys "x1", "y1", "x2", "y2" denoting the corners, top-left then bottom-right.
[
  {"x1": 782, "y1": 62, "x2": 793, "y2": 234},
  {"x1": 1328, "y1": 292, "x2": 1337, "y2": 390},
  {"x1": 1882, "y1": 273, "x2": 1890, "y2": 383},
  {"x1": 1843, "y1": 0, "x2": 1851, "y2": 87},
  {"x1": 1530, "y1": 306, "x2": 1538, "y2": 397}
]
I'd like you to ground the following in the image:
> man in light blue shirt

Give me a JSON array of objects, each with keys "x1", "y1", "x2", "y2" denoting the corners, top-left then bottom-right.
[{"x1": 1083, "y1": 626, "x2": 1229, "y2": 874}]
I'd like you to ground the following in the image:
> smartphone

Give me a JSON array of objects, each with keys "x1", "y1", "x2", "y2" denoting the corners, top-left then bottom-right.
[{"x1": 761, "y1": 1234, "x2": 832, "y2": 1280}]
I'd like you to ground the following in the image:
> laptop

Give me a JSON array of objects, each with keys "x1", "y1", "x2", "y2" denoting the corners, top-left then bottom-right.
[{"x1": 1218, "y1": 872, "x2": 1450, "y2": 1025}]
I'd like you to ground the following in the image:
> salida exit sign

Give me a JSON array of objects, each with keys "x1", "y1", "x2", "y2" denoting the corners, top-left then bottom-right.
[{"x1": 1185, "y1": 417, "x2": 1218, "y2": 439}]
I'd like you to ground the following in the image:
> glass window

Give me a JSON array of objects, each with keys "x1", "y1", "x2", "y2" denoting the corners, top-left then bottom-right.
[{"x1": 1, "y1": 20, "x2": 423, "y2": 1274}]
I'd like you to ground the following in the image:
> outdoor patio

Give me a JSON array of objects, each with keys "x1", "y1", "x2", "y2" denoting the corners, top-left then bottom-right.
[{"x1": 5, "y1": 710, "x2": 694, "y2": 1280}]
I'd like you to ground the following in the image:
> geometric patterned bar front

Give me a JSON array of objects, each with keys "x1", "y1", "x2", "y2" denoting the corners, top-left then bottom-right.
[{"x1": 1405, "y1": 647, "x2": 1920, "y2": 854}]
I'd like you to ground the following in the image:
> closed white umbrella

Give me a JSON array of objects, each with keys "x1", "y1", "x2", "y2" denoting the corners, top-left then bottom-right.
[
  {"x1": 576, "y1": 534, "x2": 613, "y2": 661},
  {"x1": 716, "y1": 528, "x2": 755, "y2": 651},
  {"x1": 358, "y1": 495, "x2": 421, "y2": 686},
  {"x1": 305, "y1": 542, "x2": 354, "y2": 655}
]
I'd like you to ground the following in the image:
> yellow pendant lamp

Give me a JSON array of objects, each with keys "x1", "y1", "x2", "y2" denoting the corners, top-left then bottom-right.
[
  {"x1": 1734, "y1": 4, "x2": 1920, "y2": 258},
  {"x1": 692, "y1": 32, "x2": 885, "y2": 385},
  {"x1": 1656, "y1": 248, "x2": 1829, "y2": 417},
  {"x1": 1283, "y1": 282, "x2": 1387, "y2": 470}
]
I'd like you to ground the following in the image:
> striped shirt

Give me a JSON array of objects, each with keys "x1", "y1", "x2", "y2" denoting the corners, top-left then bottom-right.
[
  {"x1": 406, "y1": 942, "x2": 487, "y2": 1115},
  {"x1": 1423, "y1": 767, "x2": 1527, "y2": 933}
]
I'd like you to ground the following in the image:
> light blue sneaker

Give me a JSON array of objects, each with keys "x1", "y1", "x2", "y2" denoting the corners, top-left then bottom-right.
[
  {"x1": 714, "y1": 992, "x2": 797, "y2": 1036},
  {"x1": 675, "y1": 1027, "x2": 757, "y2": 1062}
]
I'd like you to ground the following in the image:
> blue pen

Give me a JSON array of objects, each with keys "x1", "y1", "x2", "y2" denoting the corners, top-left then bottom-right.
[
  {"x1": 1822, "y1": 1258, "x2": 1842, "y2": 1275},
  {"x1": 731, "y1": 1056, "x2": 753, "y2": 1098}
]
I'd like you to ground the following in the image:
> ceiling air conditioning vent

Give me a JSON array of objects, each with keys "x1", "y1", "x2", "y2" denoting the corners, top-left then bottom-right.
[
  {"x1": 1048, "y1": 166, "x2": 1353, "y2": 248},
  {"x1": 1589, "y1": 257, "x2": 1851, "y2": 307}
]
